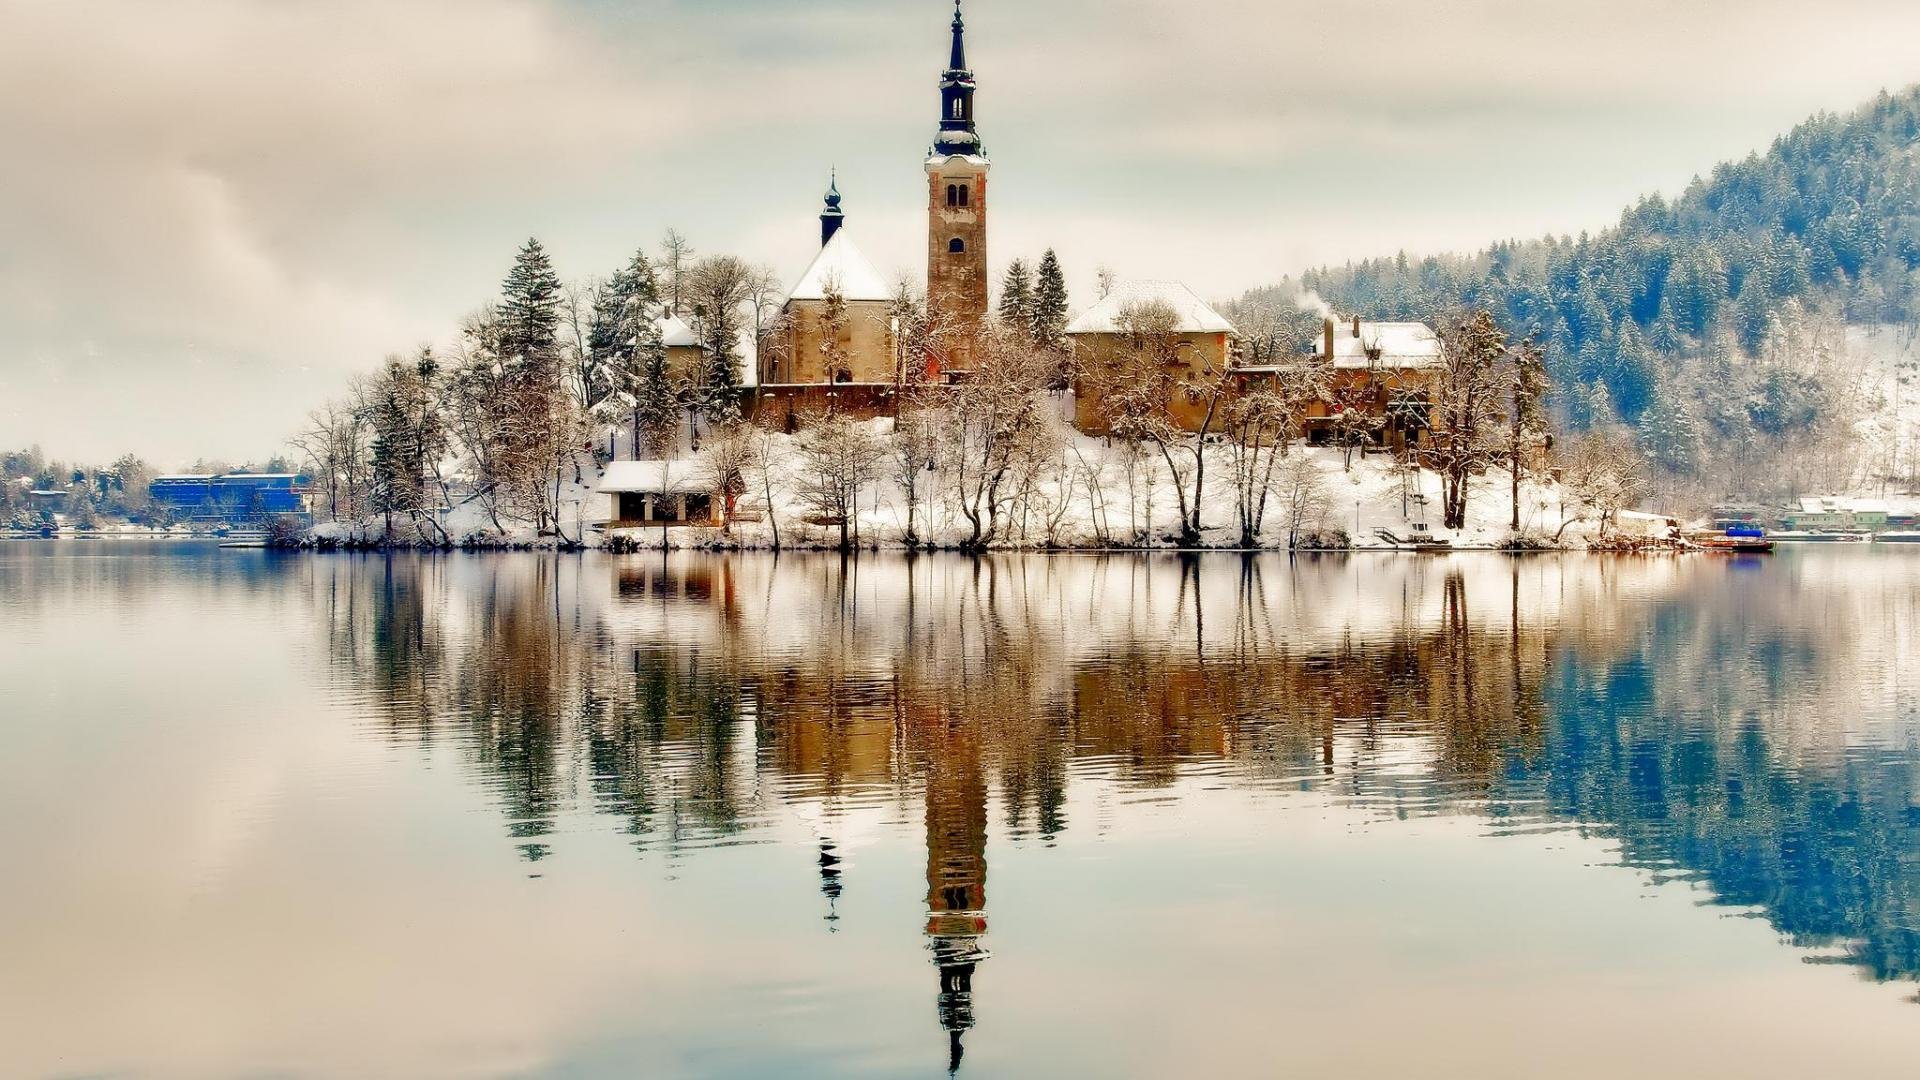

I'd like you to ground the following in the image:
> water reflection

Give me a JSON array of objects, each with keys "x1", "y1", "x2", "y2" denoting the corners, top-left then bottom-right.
[{"x1": 304, "y1": 549, "x2": 1920, "y2": 1069}]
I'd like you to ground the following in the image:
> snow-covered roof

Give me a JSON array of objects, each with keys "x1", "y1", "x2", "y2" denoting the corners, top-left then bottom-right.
[
  {"x1": 788, "y1": 231, "x2": 892, "y2": 303},
  {"x1": 599, "y1": 460, "x2": 705, "y2": 495},
  {"x1": 1322, "y1": 320, "x2": 1442, "y2": 370},
  {"x1": 657, "y1": 314, "x2": 698, "y2": 349},
  {"x1": 153, "y1": 474, "x2": 216, "y2": 482},
  {"x1": 1065, "y1": 280, "x2": 1235, "y2": 336},
  {"x1": 926, "y1": 151, "x2": 990, "y2": 168}
]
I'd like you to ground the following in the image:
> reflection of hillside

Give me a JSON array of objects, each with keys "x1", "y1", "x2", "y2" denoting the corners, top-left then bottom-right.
[
  {"x1": 1496, "y1": 555, "x2": 1920, "y2": 983},
  {"x1": 310, "y1": 550, "x2": 1920, "y2": 1040}
]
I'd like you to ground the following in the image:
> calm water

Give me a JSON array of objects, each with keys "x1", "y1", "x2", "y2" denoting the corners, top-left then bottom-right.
[{"x1": 5, "y1": 544, "x2": 1920, "y2": 1078}]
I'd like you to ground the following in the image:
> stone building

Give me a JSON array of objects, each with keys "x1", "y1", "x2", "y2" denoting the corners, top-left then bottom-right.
[
  {"x1": 1067, "y1": 280, "x2": 1237, "y2": 433},
  {"x1": 923, "y1": 0, "x2": 990, "y2": 378}
]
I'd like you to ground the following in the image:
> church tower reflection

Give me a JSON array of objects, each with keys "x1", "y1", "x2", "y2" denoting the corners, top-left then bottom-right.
[{"x1": 922, "y1": 713, "x2": 989, "y2": 1074}]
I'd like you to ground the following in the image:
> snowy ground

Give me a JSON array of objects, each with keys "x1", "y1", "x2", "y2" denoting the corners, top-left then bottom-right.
[{"x1": 590, "y1": 425, "x2": 1588, "y2": 552}]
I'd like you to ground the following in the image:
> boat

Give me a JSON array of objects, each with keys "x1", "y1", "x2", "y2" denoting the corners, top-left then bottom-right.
[
  {"x1": 1876, "y1": 532, "x2": 1920, "y2": 544},
  {"x1": 1695, "y1": 526, "x2": 1775, "y2": 554},
  {"x1": 218, "y1": 529, "x2": 271, "y2": 549}
]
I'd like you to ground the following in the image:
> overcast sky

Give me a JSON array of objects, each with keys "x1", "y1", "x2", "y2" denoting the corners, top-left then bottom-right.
[{"x1": 5, "y1": 0, "x2": 1920, "y2": 465}]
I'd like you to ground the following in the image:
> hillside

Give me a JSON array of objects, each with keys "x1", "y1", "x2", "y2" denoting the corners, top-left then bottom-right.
[{"x1": 1238, "y1": 87, "x2": 1920, "y2": 499}]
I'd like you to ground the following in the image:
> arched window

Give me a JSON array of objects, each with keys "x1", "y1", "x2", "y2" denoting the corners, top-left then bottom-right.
[
  {"x1": 952, "y1": 99, "x2": 964, "y2": 121},
  {"x1": 957, "y1": 184, "x2": 970, "y2": 207},
  {"x1": 948, "y1": 237, "x2": 966, "y2": 254},
  {"x1": 946, "y1": 184, "x2": 958, "y2": 208}
]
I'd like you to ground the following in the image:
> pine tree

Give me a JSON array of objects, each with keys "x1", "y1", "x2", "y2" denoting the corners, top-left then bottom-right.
[
  {"x1": 592, "y1": 248, "x2": 668, "y2": 457},
  {"x1": 1637, "y1": 375, "x2": 1705, "y2": 475},
  {"x1": 498, "y1": 238, "x2": 563, "y2": 369},
  {"x1": 1031, "y1": 249, "x2": 1070, "y2": 353},
  {"x1": 998, "y1": 259, "x2": 1033, "y2": 337}
]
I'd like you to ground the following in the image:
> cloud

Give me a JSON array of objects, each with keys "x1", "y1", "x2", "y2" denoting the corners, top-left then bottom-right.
[{"x1": 4, "y1": 0, "x2": 1920, "y2": 461}]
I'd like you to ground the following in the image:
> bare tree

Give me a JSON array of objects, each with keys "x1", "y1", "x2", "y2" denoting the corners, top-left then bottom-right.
[
  {"x1": 1222, "y1": 364, "x2": 1328, "y2": 546},
  {"x1": 1555, "y1": 427, "x2": 1646, "y2": 541},
  {"x1": 659, "y1": 229, "x2": 695, "y2": 316},
  {"x1": 1275, "y1": 454, "x2": 1331, "y2": 548},
  {"x1": 1507, "y1": 337, "x2": 1550, "y2": 533},
  {"x1": 890, "y1": 401, "x2": 939, "y2": 546},
  {"x1": 1084, "y1": 299, "x2": 1230, "y2": 546},
  {"x1": 793, "y1": 412, "x2": 885, "y2": 550},
  {"x1": 1430, "y1": 309, "x2": 1511, "y2": 530},
  {"x1": 699, "y1": 421, "x2": 758, "y2": 535},
  {"x1": 936, "y1": 325, "x2": 1054, "y2": 548}
]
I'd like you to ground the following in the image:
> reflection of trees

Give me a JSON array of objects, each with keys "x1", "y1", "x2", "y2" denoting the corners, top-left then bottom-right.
[{"x1": 312, "y1": 549, "x2": 1920, "y2": 1043}]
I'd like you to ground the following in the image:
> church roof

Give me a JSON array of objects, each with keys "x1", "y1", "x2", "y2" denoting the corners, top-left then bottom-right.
[
  {"x1": 1066, "y1": 280, "x2": 1235, "y2": 336},
  {"x1": 656, "y1": 314, "x2": 698, "y2": 348},
  {"x1": 788, "y1": 230, "x2": 892, "y2": 303}
]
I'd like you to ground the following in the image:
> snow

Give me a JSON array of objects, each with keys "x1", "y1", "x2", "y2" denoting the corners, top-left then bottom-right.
[
  {"x1": 599, "y1": 460, "x2": 699, "y2": 494},
  {"x1": 596, "y1": 419, "x2": 1590, "y2": 552},
  {"x1": 786, "y1": 230, "x2": 893, "y2": 303},
  {"x1": 656, "y1": 314, "x2": 698, "y2": 348},
  {"x1": 1321, "y1": 320, "x2": 1442, "y2": 369},
  {"x1": 1066, "y1": 280, "x2": 1235, "y2": 336}
]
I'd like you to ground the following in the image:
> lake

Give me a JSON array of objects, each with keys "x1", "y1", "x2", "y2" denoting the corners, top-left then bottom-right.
[{"x1": 4, "y1": 543, "x2": 1920, "y2": 1077}]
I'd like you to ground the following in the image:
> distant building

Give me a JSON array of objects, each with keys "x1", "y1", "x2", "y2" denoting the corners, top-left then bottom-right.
[
  {"x1": 148, "y1": 473, "x2": 311, "y2": 522},
  {"x1": 1782, "y1": 497, "x2": 1891, "y2": 532},
  {"x1": 1067, "y1": 280, "x2": 1236, "y2": 433}
]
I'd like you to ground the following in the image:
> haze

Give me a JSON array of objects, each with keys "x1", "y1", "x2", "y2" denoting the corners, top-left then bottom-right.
[{"x1": 4, "y1": 0, "x2": 1918, "y2": 463}]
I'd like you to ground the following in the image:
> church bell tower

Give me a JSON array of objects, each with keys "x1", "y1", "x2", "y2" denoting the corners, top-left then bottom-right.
[{"x1": 925, "y1": 0, "x2": 989, "y2": 377}]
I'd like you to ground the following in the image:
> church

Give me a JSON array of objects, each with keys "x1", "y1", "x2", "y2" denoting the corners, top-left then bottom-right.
[{"x1": 753, "y1": 0, "x2": 994, "y2": 428}]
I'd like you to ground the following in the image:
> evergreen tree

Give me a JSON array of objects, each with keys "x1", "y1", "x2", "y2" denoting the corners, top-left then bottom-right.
[
  {"x1": 498, "y1": 238, "x2": 563, "y2": 369},
  {"x1": 1031, "y1": 249, "x2": 1070, "y2": 353},
  {"x1": 1638, "y1": 375, "x2": 1705, "y2": 475},
  {"x1": 998, "y1": 259, "x2": 1034, "y2": 337},
  {"x1": 592, "y1": 248, "x2": 669, "y2": 457}
]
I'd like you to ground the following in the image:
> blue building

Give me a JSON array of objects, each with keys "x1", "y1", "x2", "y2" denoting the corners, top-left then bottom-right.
[{"x1": 149, "y1": 473, "x2": 312, "y2": 522}]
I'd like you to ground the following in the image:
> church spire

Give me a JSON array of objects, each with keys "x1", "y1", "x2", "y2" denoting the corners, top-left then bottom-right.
[
  {"x1": 819, "y1": 170, "x2": 845, "y2": 246},
  {"x1": 932, "y1": 0, "x2": 981, "y2": 158},
  {"x1": 948, "y1": 0, "x2": 967, "y2": 72}
]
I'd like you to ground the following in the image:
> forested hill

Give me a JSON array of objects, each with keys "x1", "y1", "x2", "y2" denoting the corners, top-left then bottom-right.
[{"x1": 1262, "y1": 87, "x2": 1920, "y2": 437}]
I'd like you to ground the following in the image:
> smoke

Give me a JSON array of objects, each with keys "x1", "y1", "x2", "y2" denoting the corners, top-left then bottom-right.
[{"x1": 1295, "y1": 290, "x2": 1333, "y2": 320}]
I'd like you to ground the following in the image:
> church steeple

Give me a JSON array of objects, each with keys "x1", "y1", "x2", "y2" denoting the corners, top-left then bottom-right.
[
  {"x1": 948, "y1": 0, "x2": 968, "y2": 71},
  {"x1": 820, "y1": 171, "x2": 845, "y2": 246},
  {"x1": 933, "y1": 0, "x2": 981, "y2": 158},
  {"x1": 924, "y1": 0, "x2": 989, "y2": 377}
]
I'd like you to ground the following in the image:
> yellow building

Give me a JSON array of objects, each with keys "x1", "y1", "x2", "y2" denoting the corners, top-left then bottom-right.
[{"x1": 1067, "y1": 280, "x2": 1237, "y2": 434}]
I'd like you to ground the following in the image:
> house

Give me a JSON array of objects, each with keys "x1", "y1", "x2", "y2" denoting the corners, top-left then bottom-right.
[
  {"x1": 596, "y1": 460, "x2": 720, "y2": 528},
  {"x1": 1067, "y1": 280, "x2": 1236, "y2": 433},
  {"x1": 658, "y1": 314, "x2": 704, "y2": 382},
  {"x1": 1298, "y1": 316, "x2": 1443, "y2": 451},
  {"x1": 1781, "y1": 497, "x2": 1891, "y2": 532}
]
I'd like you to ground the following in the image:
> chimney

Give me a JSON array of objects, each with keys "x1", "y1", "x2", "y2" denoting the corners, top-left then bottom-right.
[
  {"x1": 1351, "y1": 314, "x2": 1361, "y2": 337},
  {"x1": 1323, "y1": 317, "x2": 1335, "y2": 361}
]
